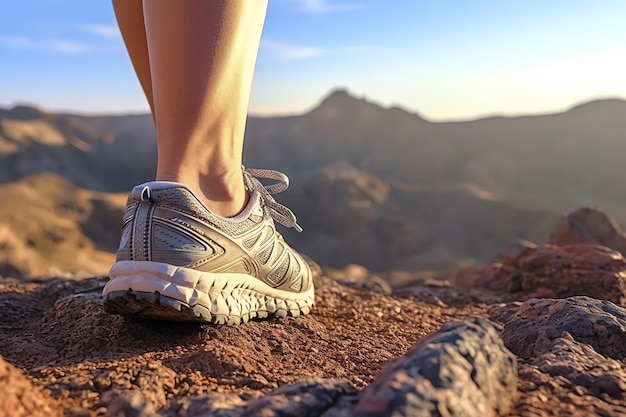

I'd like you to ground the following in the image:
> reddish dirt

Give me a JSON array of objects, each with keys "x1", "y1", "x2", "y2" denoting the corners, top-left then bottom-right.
[
  {"x1": 0, "y1": 274, "x2": 486, "y2": 416},
  {"x1": 3, "y1": 244, "x2": 626, "y2": 416}
]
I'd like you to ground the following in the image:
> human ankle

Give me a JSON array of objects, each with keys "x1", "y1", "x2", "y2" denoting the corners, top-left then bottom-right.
[
  {"x1": 156, "y1": 168, "x2": 248, "y2": 217},
  {"x1": 199, "y1": 170, "x2": 248, "y2": 217}
]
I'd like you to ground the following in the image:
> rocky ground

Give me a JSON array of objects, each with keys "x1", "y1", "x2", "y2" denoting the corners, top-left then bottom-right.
[{"x1": 3, "y1": 207, "x2": 626, "y2": 416}]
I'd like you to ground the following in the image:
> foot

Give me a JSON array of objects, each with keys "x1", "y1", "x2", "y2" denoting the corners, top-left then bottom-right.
[{"x1": 102, "y1": 167, "x2": 314, "y2": 325}]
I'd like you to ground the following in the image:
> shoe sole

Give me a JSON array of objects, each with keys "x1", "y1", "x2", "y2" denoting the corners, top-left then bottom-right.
[{"x1": 102, "y1": 261, "x2": 314, "y2": 325}]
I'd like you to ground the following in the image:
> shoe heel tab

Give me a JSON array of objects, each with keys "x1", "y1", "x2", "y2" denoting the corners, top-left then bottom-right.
[{"x1": 131, "y1": 185, "x2": 154, "y2": 202}]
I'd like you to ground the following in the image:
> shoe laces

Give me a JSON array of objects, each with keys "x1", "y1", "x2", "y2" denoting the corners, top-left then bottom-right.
[{"x1": 242, "y1": 167, "x2": 303, "y2": 232}]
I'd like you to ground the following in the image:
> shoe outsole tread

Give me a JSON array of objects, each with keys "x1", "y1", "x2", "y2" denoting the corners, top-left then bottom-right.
[{"x1": 103, "y1": 289, "x2": 310, "y2": 325}]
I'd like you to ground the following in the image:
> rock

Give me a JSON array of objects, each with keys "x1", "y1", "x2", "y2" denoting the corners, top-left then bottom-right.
[
  {"x1": 494, "y1": 239, "x2": 538, "y2": 261},
  {"x1": 497, "y1": 297, "x2": 626, "y2": 416},
  {"x1": 501, "y1": 296, "x2": 626, "y2": 360},
  {"x1": 476, "y1": 244, "x2": 626, "y2": 305},
  {"x1": 102, "y1": 391, "x2": 159, "y2": 417},
  {"x1": 171, "y1": 379, "x2": 356, "y2": 417},
  {"x1": 7, "y1": 261, "x2": 626, "y2": 416},
  {"x1": 245, "y1": 379, "x2": 356, "y2": 417},
  {"x1": 169, "y1": 391, "x2": 245, "y2": 417},
  {"x1": 328, "y1": 264, "x2": 392, "y2": 294},
  {"x1": 532, "y1": 334, "x2": 626, "y2": 399},
  {"x1": 325, "y1": 317, "x2": 517, "y2": 417},
  {"x1": 0, "y1": 274, "x2": 496, "y2": 416},
  {"x1": 0, "y1": 355, "x2": 59, "y2": 417},
  {"x1": 488, "y1": 301, "x2": 523, "y2": 325},
  {"x1": 549, "y1": 207, "x2": 626, "y2": 256}
]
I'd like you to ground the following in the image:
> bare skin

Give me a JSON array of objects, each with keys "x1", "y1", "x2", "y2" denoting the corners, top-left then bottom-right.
[
  {"x1": 112, "y1": 0, "x2": 268, "y2": 217},
  {"x1": 112, "y1": 0, "x2": 154, "y2": 116}
]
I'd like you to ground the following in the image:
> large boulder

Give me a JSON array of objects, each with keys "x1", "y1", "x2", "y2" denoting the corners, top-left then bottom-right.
[{"x1": 550, "y1": 207, "x2": 626, "y2": 256}]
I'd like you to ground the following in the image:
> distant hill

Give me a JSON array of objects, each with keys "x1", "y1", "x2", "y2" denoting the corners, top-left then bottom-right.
[
  {"x1": 279, "y1": 164, "x2": 558, "y2": 272},
  {"x1": 0, "y1": 174, "x2": 125, "y2": 277},
  {"x1": 4, "y1": 89, "x2": 626, "y2": 212},
  {"x1": 244, "y1": 90, "x2": 626, "y2": 217},
  {"x1": 0, "y1": 106, "x2": 156, "y2": 191},
  {"x1": 1, "y1": 89, "x2": 625, "y2": 273}
]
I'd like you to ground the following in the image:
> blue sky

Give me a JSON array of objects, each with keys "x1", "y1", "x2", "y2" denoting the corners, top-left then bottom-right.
[{"x1": 1, "y1": 0, "x2": 625, "y2": 121}]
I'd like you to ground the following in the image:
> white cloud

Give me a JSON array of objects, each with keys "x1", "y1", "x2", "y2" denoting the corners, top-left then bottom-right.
[
  {"x1": 261, "y1": 40, "x2": 324, "y2": 60},
  {"x1": 0, "y1": 22, "x2": 122, "y2": 54},
  {"x1": 278, "y1": 0, "x2": 360, "y2": 13},
  {"x1": 80, "y1": 24, "x2": 121, "y2": 40},
  {"x1": 0, "y1": 35, "x2": 90, "y2": 53},
  {"x1": 0, "y1": 36, "x2": 31, "y2": 48},
  {"x1": 48, "y1": 40, "x2": 89, "y2": 53}
]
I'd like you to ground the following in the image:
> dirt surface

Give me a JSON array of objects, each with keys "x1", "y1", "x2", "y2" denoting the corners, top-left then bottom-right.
[
  {"x1": 3, "y1": 244, "x2": 626, "y2": 416},
  {"x1": 0, "y1": 272, "x2": 486, "y2": 416}
]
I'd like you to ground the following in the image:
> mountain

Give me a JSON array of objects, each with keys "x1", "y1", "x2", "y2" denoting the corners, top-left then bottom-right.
[
  {"x1": 0, "y1": 106, "x2": 156, "y2": 191},
  {"x1": 1, "y1": 89, "x2": 625, "y2": 274},
  {"x1": 4, "y1": 89, "x2": 626, "y2": 213},
  {"x1": 279, "y1": 164, "x2": 558, "y2": 272},
  {"x1": 244, "y1": 90, "x2": 626, "y2": 216},
  {"x1": 0, "y1": 174, "x2": 125, "y2": 277}
]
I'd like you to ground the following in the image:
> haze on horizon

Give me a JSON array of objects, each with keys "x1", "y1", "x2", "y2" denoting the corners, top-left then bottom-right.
[{"x1": 1, "y1": 0, "x2": 625, "y2": 121}]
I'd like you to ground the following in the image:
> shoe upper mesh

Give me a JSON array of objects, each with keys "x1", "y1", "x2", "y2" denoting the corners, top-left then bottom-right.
[
  {"x1": 243, "y1": 232, "x2": 262, "y2": 250},
  {"x1": 224, "y1": 260, "x2": 251, "y2": 274},
  {"x1": 289, "y1": 258, "x2": 303, "y2": 291},
  {"x1": 267, "y1": 255, "x2": 290, "y2": 286},
  {"x1": 152, "y1": 224, "x2": 204, "y2": 250},
  {"x1": 155, "y1": 188, "x2": 257, "y2": 236},
  {"x1": 291, "y1": 258, "x2": 300, "y2": 279},
  {"x1": 255, "y1": 245, "x2": 273, "y2": 265},
  {"x1": 260, "y1": 225, "x2": 274, "y2": 247}
]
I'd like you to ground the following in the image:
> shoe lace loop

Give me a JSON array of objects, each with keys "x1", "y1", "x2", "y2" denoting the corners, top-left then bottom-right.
[{"x1": 243, "y1": 167, "x2": 303, "y2": 232}]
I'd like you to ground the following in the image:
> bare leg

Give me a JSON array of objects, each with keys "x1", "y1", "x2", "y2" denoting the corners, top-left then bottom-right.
[
  {"x1": 143, "y1": 0, "x2": 268, "y2": 217},
  {"x1": 105, "y1": 0, "x2": 313, "y2": 325},
  {"x1": 112, "y1": 0, "x2": 155, "y2": 115}
]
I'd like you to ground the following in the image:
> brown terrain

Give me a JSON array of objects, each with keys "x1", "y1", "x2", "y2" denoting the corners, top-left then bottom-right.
[
  {"x1": 0, "y1": 174, "x2": 125, "y2": 278},
  {"x1": 3, "y1": 91, "x2": 626, "y2": 415},
  {"x1": 4, "y1": 209, "x2": 626, "y2": 416}
]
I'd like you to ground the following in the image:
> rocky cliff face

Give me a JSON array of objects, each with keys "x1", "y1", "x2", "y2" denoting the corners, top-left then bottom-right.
[{"x1": 3, "y1": 209, "x2": 626, "y2": 416}]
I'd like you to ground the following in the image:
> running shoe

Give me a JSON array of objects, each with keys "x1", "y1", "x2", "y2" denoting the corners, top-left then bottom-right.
[{"x1": 103, "y1": 167, "x2": 314, "y2": 324}]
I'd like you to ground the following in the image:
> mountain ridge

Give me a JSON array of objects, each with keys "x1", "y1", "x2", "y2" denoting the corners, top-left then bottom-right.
[
  {"x1": 1, "y1": 88, "x2": 626, "y2": 273},
  {"x1": 5, "y1": 88, "x2": 625, "y2": 123}
]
